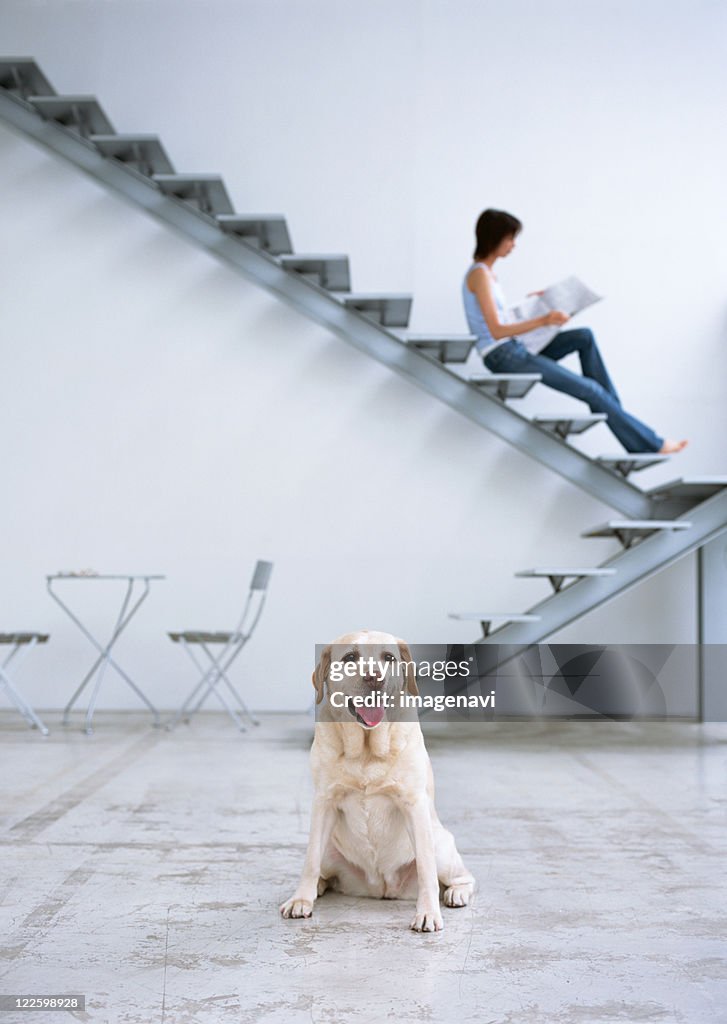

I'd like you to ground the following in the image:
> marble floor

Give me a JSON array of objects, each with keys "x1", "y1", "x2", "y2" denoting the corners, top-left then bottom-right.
[{"x1": 0, "y1": 712, "x2": 725, "y2": 1024}]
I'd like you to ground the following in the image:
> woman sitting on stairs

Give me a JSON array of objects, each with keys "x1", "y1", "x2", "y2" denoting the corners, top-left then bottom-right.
[{"x1": 462, "y1": 208, "x2": 687, "y2": 455}]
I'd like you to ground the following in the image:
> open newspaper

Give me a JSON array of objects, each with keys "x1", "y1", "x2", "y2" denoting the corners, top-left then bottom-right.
[{"x1": 509, "y1": 276, "x2": 602, "y2": 354}]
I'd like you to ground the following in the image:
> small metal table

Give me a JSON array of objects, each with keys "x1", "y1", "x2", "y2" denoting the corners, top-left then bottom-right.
[{"x1": 47, "y1": 572, "x2": 165, "y2": 734}]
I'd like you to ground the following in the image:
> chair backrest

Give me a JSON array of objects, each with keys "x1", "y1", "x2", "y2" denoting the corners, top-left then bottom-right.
[
  {"x1": 250, "y1": 560, "x2": 273, "y2": 592},
  {"x1": 232, "y1": 559, "x2": 273, "y2": 638}
]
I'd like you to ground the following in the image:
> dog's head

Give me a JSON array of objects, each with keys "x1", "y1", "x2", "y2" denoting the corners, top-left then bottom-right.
[{"x1": 312, "y1": 630, "x2": 419, "y2": 729}]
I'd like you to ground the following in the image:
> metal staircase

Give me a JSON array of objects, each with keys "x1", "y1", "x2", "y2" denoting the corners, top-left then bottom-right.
[
  {"x1": 455, "y1": 478, "x2": 727, "y2": 646},
  {"x1": 0, "y1": 57, "x2": 653, "y2": 518},
  {"x1": 1, "y1": 58, "x2": 725, "y2": 718}
]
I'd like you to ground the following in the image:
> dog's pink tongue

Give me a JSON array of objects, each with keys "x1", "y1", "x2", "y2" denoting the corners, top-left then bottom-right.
[{"x1": 359, "y1": 704, "x2": 385, "y2": 727}]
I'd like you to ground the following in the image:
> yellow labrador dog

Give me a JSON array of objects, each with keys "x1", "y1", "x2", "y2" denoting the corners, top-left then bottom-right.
[{"x1": 280, "y1": 630, "x2": 474, "y2": 932}]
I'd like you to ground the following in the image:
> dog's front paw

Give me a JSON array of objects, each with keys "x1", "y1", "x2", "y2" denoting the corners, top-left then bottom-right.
[
  {"x1": 444, "y1": 881, "x2": 474, "y2": 908},
  {"x1": 410, "y1": 906, "x2": 443, "y2": 933},
  {"x1": 279, "y1": 896, "x2": 314, "y2": 919}
]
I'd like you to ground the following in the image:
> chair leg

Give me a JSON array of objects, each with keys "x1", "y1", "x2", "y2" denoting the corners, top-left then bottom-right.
[
  {"x1": 169, "y1": 635, "x2": 260, "y2": 733},
  {"x1": 219, "y1": 674, "x2": 259, "y2": 726},
  {"x1": 206, "y1": 677, "x2": 247, "y2": 732},
  {"x1": 190, "y1": 675, "x2": 216, "y2": 714},
  {"x1": 166, "y1": 675, "x2": 208, "y2": 729},
  {"x1": 168, "y1": 641, "x2": 248, "y2": 731},
  {"x1": 1, "y1": 676, "x2": 35, "y2": 726},
  {"x1": 0, "y1": 667, "x2": 50, "y2": 736},
  {"x1": 200, "y1": 643, "x2": 259, "y2": 725},
  {"x1": 166, "y1": 639, "x2": 220, "y2": 729},
  {"x1": 187, "y1": 648, "x2": 241, "y2": 716},
  {"x1": 191, "y1": 644, "x2": 241, "y2": 713}
]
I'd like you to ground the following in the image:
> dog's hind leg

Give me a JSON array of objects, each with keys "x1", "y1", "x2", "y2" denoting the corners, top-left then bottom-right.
[{"x1": 434, "y1": 823, "x2": 475, "y2": 908}]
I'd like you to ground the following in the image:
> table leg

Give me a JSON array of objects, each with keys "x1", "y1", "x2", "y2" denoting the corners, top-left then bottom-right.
[{"x1": 48, "y1": 577, "x2": 161, "y2": 730}]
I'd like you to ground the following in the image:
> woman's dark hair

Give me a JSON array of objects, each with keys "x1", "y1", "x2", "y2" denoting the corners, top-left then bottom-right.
[{"x1": 473, "y1": 208, "x2": 522, "y2": 259}]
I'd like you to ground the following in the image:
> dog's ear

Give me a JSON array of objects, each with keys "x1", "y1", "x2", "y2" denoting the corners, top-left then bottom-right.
[
  {"x1": 397, "y1": 639, "x2": 418, "y2": 697},
  {"x1": 311, "y1": 645, "x2": 332, "y2": 705}
]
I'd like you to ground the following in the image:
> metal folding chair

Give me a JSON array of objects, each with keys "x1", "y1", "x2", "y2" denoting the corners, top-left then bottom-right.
[
  {"x1": 167, "y1": 560, "x2": 273, "y2": 731},
  {"x1": 0, "y1": 633, "x2": 50, "y2": 736}
]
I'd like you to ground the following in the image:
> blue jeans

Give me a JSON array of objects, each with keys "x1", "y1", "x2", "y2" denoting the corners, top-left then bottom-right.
[{"x1": 483, "y1": 328, "x2": 663, "y2": 453}]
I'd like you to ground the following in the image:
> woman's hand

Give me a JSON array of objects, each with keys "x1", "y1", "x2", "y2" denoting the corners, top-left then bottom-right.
[
  {"x1": 469, "y1": 267, "x2": 570, "y2": 341},
  {"x1": 544, "y1": 310, "x2": 570, "y2": 326}
]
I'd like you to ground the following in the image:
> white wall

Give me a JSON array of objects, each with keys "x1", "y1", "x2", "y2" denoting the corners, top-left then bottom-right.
[{"x1": 1, "y1": 0, "x2": 725, "y2": 711}]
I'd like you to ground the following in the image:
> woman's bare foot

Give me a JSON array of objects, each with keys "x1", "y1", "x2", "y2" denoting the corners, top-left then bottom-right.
[{"x1": 659, "y1": 439, "x2": 689, "y2": 454}]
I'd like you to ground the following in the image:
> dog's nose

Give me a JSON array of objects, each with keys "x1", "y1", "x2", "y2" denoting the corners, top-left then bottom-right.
[{"x1": 364, "y1": 674, "x2": 384, "y2": 689}]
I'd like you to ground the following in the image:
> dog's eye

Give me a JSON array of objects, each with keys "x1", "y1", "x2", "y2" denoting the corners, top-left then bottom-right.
[
  {"x1": 382, "y1": 652, "x2": 396, "y2": 663},
  {"x1": 342, "y1": 651, "x2": 358, "y2": 663}
]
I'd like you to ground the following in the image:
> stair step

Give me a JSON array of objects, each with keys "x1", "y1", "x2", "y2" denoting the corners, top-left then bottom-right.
[
  {"x1": 449, "y1": 611, "x2": 541, "y2": 638},
  {"x1": 469, "y1": 373, "x2": 541, "y2": 400},
  {"x1": 515, "y1": 567, "x2": 617, "y2": 593},
  {"x1": 216, "y1": 214, "x2": 292, "y2": 255},
  {"x1": 28, "y1": 94, "x2": 114, "y2": 137},
  {"x1": 582, "y1": 519, "x2": 691, "y2": 549},
  {"x1": 532, "y1": 413, "x2": 607, "y2": 439},
  {"x1": 406, "y1": 335, "x2": 475, "y2": 363},
  {"x1": 0, "y1": 58, "x2": 55, "y2": 99},
  {"x1": 153, "y1": 173, "x2": 234, "y2": 216},
  {"x1": 648, "y1": 477, "x2": 727, "y2": 505},
  {"x1": 597, "y1": 453, "x2": 670, "y2": 477},
  {"x1": 279, "y1": 254, "x2": 350, "y2": 291},
  {"x1": 341, "y1": 294, "x2": 412, "y2": 328},
  {"x1": 90, "y1": 134, "x2": 174, "y2": 176}
]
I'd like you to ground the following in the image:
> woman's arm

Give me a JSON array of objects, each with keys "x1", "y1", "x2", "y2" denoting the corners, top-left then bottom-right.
[{"x1": 469, "y1": 266, "x2": 568, "y2": 340}]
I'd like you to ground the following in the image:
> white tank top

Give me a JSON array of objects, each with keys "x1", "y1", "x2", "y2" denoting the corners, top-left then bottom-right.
[{"x1": 461, "y1": 262, "x2": 509, "y2": 356}]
